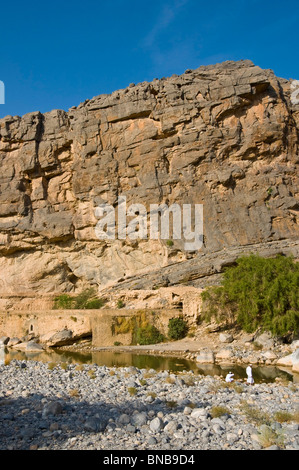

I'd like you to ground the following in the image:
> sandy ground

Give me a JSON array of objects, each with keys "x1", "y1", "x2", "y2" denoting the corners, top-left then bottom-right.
[
  {"x1": 75, "y1": 325, "x2": 250, "y2": 357},
  {"x1": 91, "y1": 338, "x2": 206, "y2": 354}
]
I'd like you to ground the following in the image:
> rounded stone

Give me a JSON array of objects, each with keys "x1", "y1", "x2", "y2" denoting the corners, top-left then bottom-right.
[{"x1": 150, "y1": 417, "x2": 163, "y2": 433}]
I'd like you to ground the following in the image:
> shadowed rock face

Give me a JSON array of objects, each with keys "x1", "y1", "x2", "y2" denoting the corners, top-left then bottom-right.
[{"x1": 0, "y1": 60, "x2": 298, "y2": 295}]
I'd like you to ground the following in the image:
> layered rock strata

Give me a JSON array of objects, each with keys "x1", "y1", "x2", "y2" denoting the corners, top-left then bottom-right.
[{"x1": 0, "y1": 60, "x2": 298, "y2": 296}]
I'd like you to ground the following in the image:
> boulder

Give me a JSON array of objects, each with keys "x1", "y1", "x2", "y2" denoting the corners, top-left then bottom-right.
[
  {"x1": 254, "y1": 332, "x2": 275, "y2": 349},
  {"x1": 243, "y1": 355, "x2": 260, "y2": 365},
  {"x1": 242, "y1": 333, "x2": 254, "y2": 344},
  {"x1": 149, "y1": 417, "x2": 163, "y2": 432},
  {"x1": 215, "y1": 348, "x2": 234, "y2": 362},
  {"x1": 84, "y1": 417, "x2": 107, "y2": 433},
  {"x1": 219, "y1": 333, "x2": 234, "y2": 343},
  {"x1": 262, "y1": 351, "x2": 277, "y2": 361},
  {"x1": 164, "y1": 421, "x2": 178, "y2": 434},
  {"x1": 277, "y1": 348, "x2": 299, "y2": 373},
  {"x1": 196, "y1": 349, "x2": 215, "y2": 364},
  {"x1": 11, "y1": 341, "x2": 44, "y2": 352},
  {"x1": 118, "y1": 414, "x2": 130, "y2": 425},
  {"x1": 42, "y1": 401, "x2": 63, "y2": 418},
  {"x1": 46, "y1": 329, "x2": 73, "y2": 347},
  {"x1": 25, "y1": 341, "x2": 44, "y2": 352},
  {"x1": 190, "y1": 408, "x2": 209, "y2": 420},
  {"x1": 131, "y1": 412, "x2": 147, "y2": 427}
]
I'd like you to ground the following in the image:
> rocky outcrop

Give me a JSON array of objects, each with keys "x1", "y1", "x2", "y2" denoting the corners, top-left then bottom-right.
[
  {"x1": 0, "y1": 60, "x2": 298, "y2": 296},
  {"x1": 277, "y1": 348, "x2": 299, "y2": 373}
]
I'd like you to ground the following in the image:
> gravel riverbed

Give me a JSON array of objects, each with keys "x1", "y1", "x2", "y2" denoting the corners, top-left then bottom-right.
[{"x1": 0, "y1": 360, "x2": 298, "y2": 451}]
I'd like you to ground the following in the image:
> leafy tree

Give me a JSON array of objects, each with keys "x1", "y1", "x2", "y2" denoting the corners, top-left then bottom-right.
[{"x1": 201, "y1": 254, "x2": 299, "y2": 337}]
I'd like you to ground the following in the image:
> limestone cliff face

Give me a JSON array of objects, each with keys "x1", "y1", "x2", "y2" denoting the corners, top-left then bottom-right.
[{"x1": 0, "y1": 60, "x2": 298, "y2": 295}]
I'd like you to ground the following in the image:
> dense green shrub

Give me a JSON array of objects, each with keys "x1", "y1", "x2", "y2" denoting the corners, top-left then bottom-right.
[
  {"x1": 73, "y1": 288, "x2": 96, "y2": 309},
  {"x1": 53, "y1": 294, "x2": 74, "y2": 309},
  {"x1": 201, "y1": 254, "x2": 299, "y2": 337},
  {"x1": 53, "y1": 288, "x2": 106, "y2": 310},
  {"x1": 168, "y1": 316, "x2": 189, "y2": 340},
  {"x1": 85, "y1": 298, "x2": 106, "y2": 309},
  {"x1": 135, "y1": 324, "x2": 165, "y2": 345}
]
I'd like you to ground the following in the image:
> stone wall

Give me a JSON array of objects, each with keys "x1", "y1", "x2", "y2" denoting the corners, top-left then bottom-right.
[
  {"x1": 91, "y1": 308, "x2": 182, "y2": 347},
  {"x1": 101, "y1": 286, "x2": 203, "y2": 326},
  {"x1": 0, "y1": 310, "x2": 92, "y2": 343},
  {"x1": 0, "y1": 307, "x2": 184, "y2": 347}
]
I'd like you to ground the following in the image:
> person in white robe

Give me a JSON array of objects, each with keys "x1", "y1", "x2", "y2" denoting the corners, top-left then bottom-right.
[
  {"x1": 246, "y1": 364, "x2": 254, "y2": 384},
  {"x1": 225, "y1": 372, "x2": 234, "y2": 382}
]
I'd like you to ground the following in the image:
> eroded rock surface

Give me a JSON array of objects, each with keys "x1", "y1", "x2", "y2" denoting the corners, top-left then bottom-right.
[{"x1": 0, "y1": 60, "x2": 298, "y2": 295}]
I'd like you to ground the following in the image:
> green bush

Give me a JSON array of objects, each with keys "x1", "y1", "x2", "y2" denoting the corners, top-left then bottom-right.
[
  {"x1": 73, "y1": 288, "x2": 96, "y2": 309},
  {"x1": 201, "y1": 254, "x2": 299, "y2": 337},
  {"x1": 168, "y1": 316, "x2": 189, "y2": 340},
  {"x1": 85, "y1": 298, "x2": 106, "y2": 309},
  {"x1": 54, "y1": 294, "x2": 74, "y2": 309},
  {"x1": 53, "y1": 288, "x2": 106, "y2": 310},
  {"x1": 135, "y1": 324, "x2": 165, "y2": 345}
]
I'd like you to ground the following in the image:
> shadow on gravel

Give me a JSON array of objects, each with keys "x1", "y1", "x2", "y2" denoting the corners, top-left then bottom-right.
[{"x1": 0, "y1": 393, "x2": 210, "y2": 450}]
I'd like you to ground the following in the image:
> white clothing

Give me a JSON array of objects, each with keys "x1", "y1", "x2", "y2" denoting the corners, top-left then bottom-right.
[
  {"x1": 225, "y1": 372, "x2": 234, "y2": 383},
  {"x1": 246, "y1": 366, "x2": 254, "y2": 384}
]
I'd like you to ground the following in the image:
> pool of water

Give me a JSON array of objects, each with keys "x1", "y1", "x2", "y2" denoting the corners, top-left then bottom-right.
[
  {"x1": 196, "y1": 363, "x2": 297, "y2": 383},
  {"x1": 1, "y1": 347, "x2": 297, "y2": 383}
]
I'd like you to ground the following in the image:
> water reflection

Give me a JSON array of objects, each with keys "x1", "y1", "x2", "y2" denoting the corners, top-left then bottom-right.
[
  {"x1": 196, "y1": 363, "x2": 295, "y2": 384},
  {"x1": 91, "y1": 351, "x2": 198, "y2": 372},
  {"x1": 1, "y1": 347, "x2": 297, "y2": 383},
  {"x1": 2, "y1": 347, "x2": 198, "y2": 373}
]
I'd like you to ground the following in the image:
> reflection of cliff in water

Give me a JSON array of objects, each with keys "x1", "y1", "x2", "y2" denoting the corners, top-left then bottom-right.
[
  {"x1": 2, "y1": 347, "x2": 297, "y2": 383},
  {"x1": 3, "y1": 348, "x2": 195, "y2": 372},
  {"x1": 91, "y1": 351, "x2": 197, "y2": 372},
  {"x1": 3, "y1": 348, "x2": 91, "y2": 366}
]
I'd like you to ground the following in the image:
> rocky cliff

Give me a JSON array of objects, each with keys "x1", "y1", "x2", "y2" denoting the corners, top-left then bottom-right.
[{"x1": 0, "y1": 59, "x2": 298, "y2": 297}]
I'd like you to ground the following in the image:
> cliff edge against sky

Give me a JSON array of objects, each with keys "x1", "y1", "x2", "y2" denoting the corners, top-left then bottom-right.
[{"x1": 0, "y1": 60, "x2": 298, "y2": 296}]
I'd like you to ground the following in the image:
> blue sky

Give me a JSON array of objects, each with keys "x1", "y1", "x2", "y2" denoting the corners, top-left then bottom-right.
[{"x1": 0, "y1": 0, "x2": 298, "y2": 118}]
